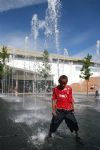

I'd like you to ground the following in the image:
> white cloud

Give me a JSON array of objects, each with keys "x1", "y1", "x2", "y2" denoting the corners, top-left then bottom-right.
[
  {"x1": 73, "y1": 46, "x2": 100, "y2": 63},
  {"x1": 0, "y1": 0, "x2": 47, "y2": 12},
  {"x1": 66, "y1": 31, "x2": 100, "y2": 61},
  {"x1": 0, "y1": 32, "x2": 47, "y2": 51},
  {"x1": 72, "y1": 45, "x2": 97, "y2": 59},
  {"x1": 70, "y1": 32, "x2": 90, "y2": 45},
  {"x1": 0, "y1": 32, "x2": 24, "y2": 48}
]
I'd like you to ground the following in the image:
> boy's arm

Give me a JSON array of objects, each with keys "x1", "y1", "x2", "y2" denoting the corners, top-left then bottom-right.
[
  {"x1": 72, "y1": 101, "x2": 74, "y2": 112},
  {"x1": 52, "y1": 100, "x2": 57, "y2": 115},
  {"x1": 70, "y1": 87, "x2": 75, "y2": 112},
  {"x1": 52, "y1": 88, "x2": 57, "y2": 116}
]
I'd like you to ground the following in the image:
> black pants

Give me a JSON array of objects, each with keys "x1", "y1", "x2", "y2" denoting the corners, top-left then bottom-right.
[{"x1": 49, "y1": 109, "x2": 79, "y2": 133}]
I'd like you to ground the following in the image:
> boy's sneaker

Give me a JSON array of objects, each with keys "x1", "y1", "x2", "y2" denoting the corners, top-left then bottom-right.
[
  {"x1": 45, "y1": 133, "x2": 52, "y2": 141},
  {"x1": 75, "y1": 136, "x2": 83, "y2": 145}
]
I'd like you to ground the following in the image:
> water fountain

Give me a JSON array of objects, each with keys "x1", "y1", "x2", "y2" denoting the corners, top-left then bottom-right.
[
  {"x1": 12, "y1": 0, "x2": 61, "y2": 147},
  {"x1": 0, "y1": 0, "x2": 66, "y2": 149},
  {"x1": 22, "y1": 36, "x2": 29, "y2": 107},
  {"x1": 1, "y1": 1, "x2": 100, "y2": 150},
  {"x1": 96, "y1": 40, "x2": 100, "y2": 55},
  {"x1": 45, "y1": 0, "x2": 61, "y2": 78},
  {"x1": 63, "y1": 48, "x2": 69, "y2": 74},
  {"x1": 31, "y1": 14, "x2": 39, "y2": 50}
]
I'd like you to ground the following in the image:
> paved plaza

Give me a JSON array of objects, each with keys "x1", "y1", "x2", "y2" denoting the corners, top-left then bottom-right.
[{"x1": 0, "y1": 94, "x2": 100, "y2": 150}]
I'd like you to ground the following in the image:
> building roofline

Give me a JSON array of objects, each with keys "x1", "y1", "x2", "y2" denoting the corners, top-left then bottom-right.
[{"x1": 1, "y1": 45, "x2": 100, "y2": 64}]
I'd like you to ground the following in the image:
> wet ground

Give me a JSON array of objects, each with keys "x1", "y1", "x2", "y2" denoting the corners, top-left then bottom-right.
[{"x1": 0, "y1": 94, "x2": 100, "y2": 150}]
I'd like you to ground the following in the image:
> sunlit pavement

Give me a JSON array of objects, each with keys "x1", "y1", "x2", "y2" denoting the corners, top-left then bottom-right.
[{"x1": 0, "y1": 94, "x2": 100, "y2": 150}]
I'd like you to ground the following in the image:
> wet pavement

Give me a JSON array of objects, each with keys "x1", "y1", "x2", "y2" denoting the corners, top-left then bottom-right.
[{"x1": 0, "y1": 94, "x2": 100, "y2": 150}]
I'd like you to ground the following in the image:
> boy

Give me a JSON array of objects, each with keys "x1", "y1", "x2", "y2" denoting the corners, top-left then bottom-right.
[{"x1": 48, "y1": 75, "x2": 80, "y2": 141}]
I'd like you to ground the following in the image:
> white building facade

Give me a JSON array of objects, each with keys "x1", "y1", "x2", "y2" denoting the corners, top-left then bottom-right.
[{"x1": 7, "y1": 48, "x2": 100, "y2": 86}]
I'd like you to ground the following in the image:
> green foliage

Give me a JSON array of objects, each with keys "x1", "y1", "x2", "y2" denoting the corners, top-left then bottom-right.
[
  {"x1": 79, "y1": 53, "x2": 93, "y2": 96},
  {"x1": 0, "y1": 46, "x2": 8, "y2": 63},
  {"x1": 79, "y1": 54, "x2": 93, "y2": 81},
  {"x1": 0, "y1": 46, "x2": 9, "y2": 79},
  {"x1": 39, "y1": 50, "x2": 51, "y2": 79}
]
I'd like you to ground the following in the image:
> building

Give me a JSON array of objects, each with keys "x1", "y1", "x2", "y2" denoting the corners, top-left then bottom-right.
[{"x1": 1, "y1": 46, "x2": 100, "y2": 93}]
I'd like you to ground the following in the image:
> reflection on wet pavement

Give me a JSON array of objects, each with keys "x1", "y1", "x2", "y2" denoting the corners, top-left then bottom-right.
[{"x1": 0, "y1": 94, "x2": 100, "y2": 150}]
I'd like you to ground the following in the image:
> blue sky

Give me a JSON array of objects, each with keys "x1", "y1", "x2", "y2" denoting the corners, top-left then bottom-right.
[{"x1": 0, "y1": 0, "x2": 100, "y2": 58}]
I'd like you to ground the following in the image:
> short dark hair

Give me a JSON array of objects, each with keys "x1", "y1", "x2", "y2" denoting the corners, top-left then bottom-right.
[{"x1": 58, "y1": 75, "x2": 68, "y2": 83}]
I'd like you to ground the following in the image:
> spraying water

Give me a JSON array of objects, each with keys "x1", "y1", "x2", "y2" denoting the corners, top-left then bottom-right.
[
  {"x1": 31, "y1": 14, "x2": 39, "y2": 50},
  {"x1": 31, "y1": 0, "x2": 61, "y2": 62},
  {"x1": 45, "y1": 0, "x2": 61, "y2": 77},
  {"x1": 96, "y1": 40, "x2": 100, "y2": 55},
  {"x1": 23, "y1": 36, "x2": 29, "y2": 107},
  {"x1": 31, "y1": 14, "x2": 45, "y2": 50}
]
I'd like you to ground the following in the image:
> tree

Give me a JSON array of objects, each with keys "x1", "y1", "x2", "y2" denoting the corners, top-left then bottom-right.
[
  {"x1": 79, "y1": 54, "x2": 93, "y2": 96},
  {"x1": 38, "y1": 50, "x2": 51, "y2": 92},
  {"x1": 0, "y1": 46, "x2": 9, "y2": 92}
]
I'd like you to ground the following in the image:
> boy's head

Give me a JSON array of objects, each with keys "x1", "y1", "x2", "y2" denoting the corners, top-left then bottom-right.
[{"x1": 58, "y1": 75, "x2": 68, "y2": 89}]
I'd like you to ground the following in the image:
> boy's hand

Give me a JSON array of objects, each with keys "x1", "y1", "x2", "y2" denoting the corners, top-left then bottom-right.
[
  {"x1": 71, "y1": 109, "x2": 75, "y2": 113},
  {"x1": 52, "y1": 110, "x2": 57, "y2": 116}
]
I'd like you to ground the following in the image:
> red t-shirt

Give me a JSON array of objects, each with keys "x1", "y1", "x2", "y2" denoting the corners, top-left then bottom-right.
[{"x1": 52, "y1": 85, "x2": 74, "y2": 110}]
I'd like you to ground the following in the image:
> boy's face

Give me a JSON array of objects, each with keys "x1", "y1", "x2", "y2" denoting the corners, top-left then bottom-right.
[{"x1": 59, "y1": 79, "x2": 67, "y2": 89}]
